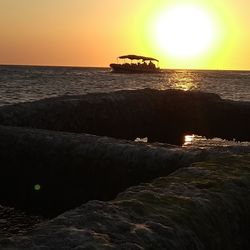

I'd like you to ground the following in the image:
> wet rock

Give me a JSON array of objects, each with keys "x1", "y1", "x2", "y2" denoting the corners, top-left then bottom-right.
[
  {"x1": 0, "y1": 89, "x2": 249, "y2": 145},
  {"x1": 2, "y1": 154, "x2": 250, "y2": 250},
  {"x1": 0, "y1": 125, "x2": 201, "y2": 217}
]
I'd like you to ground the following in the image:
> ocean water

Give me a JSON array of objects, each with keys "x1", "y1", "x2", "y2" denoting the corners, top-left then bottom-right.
[
  {"x1": 0, "y1": 65, "x2": 250, "y2": 106},
  {"x1": 0, "y1": 65, "x2": 249, "y2": 147}
]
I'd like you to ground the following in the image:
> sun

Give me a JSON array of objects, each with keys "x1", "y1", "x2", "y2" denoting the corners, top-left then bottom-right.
[{"x1": 154, "y1": 4, "x2": 215, "y2": 59}]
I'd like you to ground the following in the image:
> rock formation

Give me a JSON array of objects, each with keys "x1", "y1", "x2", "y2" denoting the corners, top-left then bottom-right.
[
  {"x1": 0, "y1": 125, "x2": 201, "y2": 217},
  {"x1": 0, "y1": 89, "x2": 249, "y2": 145},
  {"x1": 0, "y1": 89, "x2": 249, "y2": 249},
  {"x1": 1, "y1": 154, "x2": 250, "y2": 249}
]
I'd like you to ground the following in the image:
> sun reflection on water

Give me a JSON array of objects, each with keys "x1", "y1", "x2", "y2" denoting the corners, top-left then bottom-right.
[
  {"x1": 170, "y1": 71, "x2": 198, "y2": 91},
  {"x1": 156, "y1": 70, "x2": 198, "y2": 91},
  {"x1": 183, "y1": 134, "x2": 195, "y2": 146},
  {"x1": 183, "y1": 134, "x2": 250, "y2": 148}
]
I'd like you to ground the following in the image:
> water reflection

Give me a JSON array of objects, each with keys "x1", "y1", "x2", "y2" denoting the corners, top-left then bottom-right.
[
  {"x1": 183, "y1": 134, "x2": 196, "y2": 146},
  {"x1": 156, "y1": 70, "x2": 198, "y2": 91},
  {"x1": 183, "y1": 134, "x2": 250, "y2": 148},
  {"x1": 1, "y1": 66, "x2": 249, "y2": 107},
  {"x1": 169, "y1": 71, "x2": 198, "y2": 91}
]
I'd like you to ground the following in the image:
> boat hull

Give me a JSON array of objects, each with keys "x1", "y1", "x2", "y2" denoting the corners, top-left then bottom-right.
[{"x1": 110, "y1": 63, "x2": 161, "y2": 73}]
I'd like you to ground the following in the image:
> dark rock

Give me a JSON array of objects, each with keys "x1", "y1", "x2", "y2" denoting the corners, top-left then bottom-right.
[
  {"x1": 0, "y1": 125, "x2": 201, "y2": 217},
  {"x1": 0, "y1": 89, "x2": 250, "y2": 249},
  {"x1": 2, "y1": 154, "x2": 250, "y2": 249},
  {"x1": 0, "y1": 89, "x2": 249, "y2": 145},
  {"x1": 0, "y1": 205, "x2": 44, "y2": 238}
]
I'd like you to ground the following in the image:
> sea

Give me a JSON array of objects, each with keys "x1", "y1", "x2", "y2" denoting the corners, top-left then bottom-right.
[{"x1": 0, "y1": 65, "x2": 250, "y2": 148}]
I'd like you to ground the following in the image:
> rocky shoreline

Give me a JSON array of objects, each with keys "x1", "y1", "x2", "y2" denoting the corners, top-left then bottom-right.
[
  {"x1": 0, "y1": 89, "x2": 250, "y2": 249},
  {"x1": 0, "y1": 205, "x2": 44, "y2": 238},
  {"x1": 0, "y1": 125, "x2": 202, "y2": 217},
  {"x1": 1, "y1": 154, "x2": 250, "y2": 249},
  {"x1": 0, "y1": 89, "x2": 249, "y2": 145}
]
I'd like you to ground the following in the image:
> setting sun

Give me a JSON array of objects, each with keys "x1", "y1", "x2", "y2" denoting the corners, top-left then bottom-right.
[
  {"x1": 0, "y1": 0, "x2": 250, "y2": 70},
  {"x1": 0, "y1": 1, "x2": 250, "y2": 248},
  {"x1": 154, "y1": 4, "x2": 216, "y2": 59}
]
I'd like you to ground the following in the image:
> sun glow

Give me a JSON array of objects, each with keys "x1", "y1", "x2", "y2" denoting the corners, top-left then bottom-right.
[{"x1": 154, "y1": 4, "x2": 216, "y2": 59}]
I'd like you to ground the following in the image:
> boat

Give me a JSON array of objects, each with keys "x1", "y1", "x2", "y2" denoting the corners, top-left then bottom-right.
[{"x1": 110, "y1": 54, "x2": 161, "y2": 73}]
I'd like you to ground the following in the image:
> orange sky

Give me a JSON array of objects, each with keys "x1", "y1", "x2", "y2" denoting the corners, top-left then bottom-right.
[{"x1": 0, "y1": 0, "x2": 249, "y2": 70}]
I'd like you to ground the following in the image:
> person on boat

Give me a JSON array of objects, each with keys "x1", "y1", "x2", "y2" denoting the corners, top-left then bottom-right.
[{"x1": 149, "y1": 61, "x2": 155, "y2": 68}]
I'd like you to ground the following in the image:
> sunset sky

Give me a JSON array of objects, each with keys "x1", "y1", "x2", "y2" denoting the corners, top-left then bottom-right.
[{"x1": 0, "y1": 0, "x2": 249, "y2": 70}]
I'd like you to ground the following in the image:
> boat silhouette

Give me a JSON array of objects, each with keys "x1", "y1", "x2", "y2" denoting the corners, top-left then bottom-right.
[{"x1": 110, "y1": 54, "x2": 160, "y2": 73}]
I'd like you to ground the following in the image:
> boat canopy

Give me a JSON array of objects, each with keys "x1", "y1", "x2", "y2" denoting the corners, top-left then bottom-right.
[{"x1": 118, "y1": 55, "x2": 159, "y2": 62}]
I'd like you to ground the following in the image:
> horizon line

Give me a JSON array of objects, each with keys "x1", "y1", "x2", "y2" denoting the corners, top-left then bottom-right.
[{"x1": 0, "y1": 63, "x2": 250, "y2": 72}]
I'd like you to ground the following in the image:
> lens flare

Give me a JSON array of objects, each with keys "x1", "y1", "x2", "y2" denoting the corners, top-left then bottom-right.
[{"x1": 34, "y1": 184, "x2": 41, "y2": 191}]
